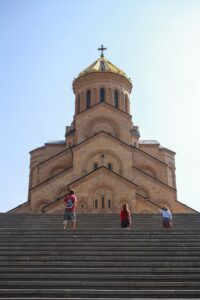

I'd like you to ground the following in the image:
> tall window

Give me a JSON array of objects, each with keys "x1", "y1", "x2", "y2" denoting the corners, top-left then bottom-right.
[
  {"x1": 77, "y1": 95, "x2": 80, "y2": 113},
  {"x1": 95, "y1": 199, "x2": 98, "y2": 209},
  {"x1": 108, "y1": 199, "x2": 111, "y2": 209},
  {"x1": 100, "y1": 88, "x2": 105, "y2": 102},
  {"x1": 86, "y1": 90, "x2": 91, "y2": 109},
  {"x1": 114, "y1": 90, "x2": 118, "y2": 108},
  {"x1": 107, "y1": 163, "x2": 112, "y2": 171},
  {"x1": 93, "y1": 163, "x2": 98, "y2": 170},
  {"x1": 101, "y1": 196, "x2": 104, "y2": 208}
]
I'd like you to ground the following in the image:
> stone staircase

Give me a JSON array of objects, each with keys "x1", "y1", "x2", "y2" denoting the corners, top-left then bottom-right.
[{"x1": 0, "y1": 213, "x2": 200, "y2": 299}]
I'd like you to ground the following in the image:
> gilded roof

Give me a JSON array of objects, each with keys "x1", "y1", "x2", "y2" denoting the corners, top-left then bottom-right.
[{"x1": 76, "y1": 56, "x2": 131, "y2": 83}]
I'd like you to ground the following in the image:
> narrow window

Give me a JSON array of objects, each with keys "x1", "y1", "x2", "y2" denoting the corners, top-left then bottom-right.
[
  {"x1": 93, "y1": 163, "x2": 98, "y2": 170},
  {"x1": 114, "y1": 90, "x2": 118, "y2": 108},
  {"x1": 107, "y1": 163, "x2": 112, "y2": 171},
  {"x1": 100, "y1": 88, "x2": 105, "y2": 102},
  {"x1": 95, "y1": 199, "x2": 98, "y2": 209},
  {"x1": 102, "y1": 196, "x2": 104, "y2": 208},
  {"x1": 77, "y1": 95, "x2": 80, "y2": 113},
  {"x1": 86, "y1": 90, "x2": 91, "y2": 109},
  {"x1": 108, "y1": 199, "x2": 111, "y2": 209}
]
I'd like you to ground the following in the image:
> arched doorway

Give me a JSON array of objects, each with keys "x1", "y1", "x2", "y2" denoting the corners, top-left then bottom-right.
[{"x1": 93, "y1": 187, "x2": 113, "y2": 213}]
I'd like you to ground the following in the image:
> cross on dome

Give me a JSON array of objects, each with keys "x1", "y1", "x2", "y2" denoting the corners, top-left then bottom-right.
[{"x1": 98, "y1": 44, "x2": 107, "y2": 57}]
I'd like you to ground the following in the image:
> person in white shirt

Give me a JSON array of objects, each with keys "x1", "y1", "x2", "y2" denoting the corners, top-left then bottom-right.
[{"x1": 160, "y1": 207, "x2": 173, "y2": 228}]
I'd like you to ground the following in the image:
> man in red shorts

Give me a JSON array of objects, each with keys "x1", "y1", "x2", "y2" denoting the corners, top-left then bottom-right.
[{"x1": 63, "y1": 190, "x2": 77, "y2": 230}]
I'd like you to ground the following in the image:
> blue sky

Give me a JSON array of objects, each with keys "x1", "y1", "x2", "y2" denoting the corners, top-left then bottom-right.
[{"x1": 0, "y1": 0, "x2": 200, "y2": 212}]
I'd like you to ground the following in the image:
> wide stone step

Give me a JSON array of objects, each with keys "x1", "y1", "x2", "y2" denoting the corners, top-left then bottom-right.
[
  {"x1": 1, "y1": 273, "x2": 200, "y2": 280},
  {"x1": 1, "y1": 280, "x2": 200, "y2": 289},
  {"x1": 1, "y1": 255, "x2": 200, "y2": 263},
  {"x1": 1, "y1": 251, "x2": 200, "y2": 260},
  {"x1": 0, "y1": 298, "x2": 195, "y2": 300},
  {"x1": 1, "y1": 256, "x2": 200, "y2": 264},
  {"x1": 1, "y1": 245, "x2": 200, "y2": 252},
  {"x1": 1, "y1": 241, "x2": 200, "y2": 248},
  {"x1": 0, "y1": 288, "x2": 200, "y2": 298},
  {"x1": 1, "y1": 261, "x2": 200, "y2": 268},
  {"x1": 1, "y1": 266, "x2": 200, "y2": 274}
]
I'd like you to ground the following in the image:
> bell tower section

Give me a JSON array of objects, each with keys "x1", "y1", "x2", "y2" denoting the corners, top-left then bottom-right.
[{"x1": 65, "y1": 46, "x2": 140, "y2": 147}]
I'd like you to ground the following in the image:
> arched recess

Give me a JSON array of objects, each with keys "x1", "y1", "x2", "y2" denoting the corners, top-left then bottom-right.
[
  {"x1": 140, "y1": 166, "x2": 157, "y2": 178},
  {"x1": 54, "y1": 185, "x2": 70, "y2": 199},
  {"x1": 48, "y1": 165, "x2": 67, "y2": 178},
  {"x1": 75, "y1": 95, "x2": 81, "y2": 114},
  {"x1": 155, "y1": 198, "x2": 172, "y2": 211},
  {"x1": 84, "y1": 116, "x2": 120, "y2": 139},
  {"x1": 136, "y1": 187, "x2": 150, "y2": 199},
  {"x1": 82, "y1": 148, "x2": 123, "y2": 175},
  {"x1": 30, "y1": 163, "x2": 39, "y2": 187},
  {"x1": 124, "y1": 93, "x2": 130, "y2": 113},
  {"x1": 167, "y1": 163, "x2": 176, "y2": 188},
  {"x1": 32, "y1": 198, "x2": 50, "y2": 213},
  {"x1": 135, "y1": 187, "x2": 156, "y2": 212},
  {"x1": 121, "y1": 92, "x2": 125, "y2": 111}
]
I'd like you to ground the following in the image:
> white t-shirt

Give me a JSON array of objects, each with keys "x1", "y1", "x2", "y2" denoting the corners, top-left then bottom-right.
[{"x1": 161, "y1": 209, "x2": 172, "y2": 219}]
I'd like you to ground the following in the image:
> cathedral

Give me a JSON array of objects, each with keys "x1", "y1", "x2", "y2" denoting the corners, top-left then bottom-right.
[{"x1": 10, "y1": 46, "x2": 195, "y2": 214}]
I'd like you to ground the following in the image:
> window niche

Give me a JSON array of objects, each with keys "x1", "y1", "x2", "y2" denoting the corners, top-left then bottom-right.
[
  {"x1": 108, "y1": 199, "x2": 111, "y2": 209},
  {"x1": 100, "y1": 88, "x2": 105, "y2": 102},
  {"x1": 114, "y1": 90, "x2": 119, "y2": 108},
  {"x1": 95, "y1": 199, "x2": 98, "y2": 209},
  {"x1": 77, "y1": 95, "x2": 80, "y2": 113},
  {"x1": 107, "y1": 163, "x2": 112, "y2": 171},
  {"x1": 86, "y1": 90, "x2": 91, "y2": 109},
  {"x1": 93, "y1": 163, "x2": 98, "y2": 170}
]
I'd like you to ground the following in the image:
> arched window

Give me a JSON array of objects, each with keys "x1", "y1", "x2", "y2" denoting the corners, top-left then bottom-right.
[
  {"x1": 107, "y1": 163, "x2": 112, "y2": 171},
  {"x1": 95, "y1": 199, "x2": 98, "y2": 209},
  {"x1": 108, "y1": 199, "x2": 111, "y2": 209},
  {"x1": 100, "y1": 88, "x2": 105, "y2": 102},
  {"x1": 101, "y1": 196, "x2": 104, "y2": 208},
  {"x1": 77, "y1": 95, "x2": 80, "y2": 113},
  {"x1": 93, "y1": 163, "x2": 98, "y2": 170},
  {"x1": 86, "y1": 90, "x2": 91, "y2": 109},
  {"x1": 114, "y1": 90, "x2": 118, "y2": 108}
]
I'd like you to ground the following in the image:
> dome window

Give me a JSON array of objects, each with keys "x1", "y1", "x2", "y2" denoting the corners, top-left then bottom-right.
[
  {"x1": 114, "y1": 90, "x2": 118, "y2": 108},
  {"x1": 95, "y1": 199, "x2": 98, "y2": 209},
  {"x1": 86, "y1": 90, "x2": 91, "y2": 109},
  {"x1": 100, "y1": 88, "x2": 105, "y2": 102},
  {"x1": 107, "y1": 163, "x2": 112, "y2": 171},
  {"x1": 93, "y1": 163, "x2": 98, "y2": 170}
]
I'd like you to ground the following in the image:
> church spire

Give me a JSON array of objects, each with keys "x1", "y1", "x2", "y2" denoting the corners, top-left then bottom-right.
[{"x1": 98, "y1": 44, "x2": 107, "y2": 57}]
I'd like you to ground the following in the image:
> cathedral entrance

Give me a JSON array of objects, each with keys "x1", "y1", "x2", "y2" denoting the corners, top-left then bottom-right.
[{"x1": 93, "y1": 187, "x2": 112, "y2": 213}]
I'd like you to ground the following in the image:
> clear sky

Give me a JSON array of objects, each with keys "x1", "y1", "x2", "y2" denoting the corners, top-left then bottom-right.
[{"x1": 0, "y1": 0, "x2": 200, "y2": 212}]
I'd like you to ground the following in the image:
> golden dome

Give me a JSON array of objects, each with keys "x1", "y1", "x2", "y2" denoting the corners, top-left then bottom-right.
[{"x1": 76, "y1": 55, "x2": 131, "y2": 83}]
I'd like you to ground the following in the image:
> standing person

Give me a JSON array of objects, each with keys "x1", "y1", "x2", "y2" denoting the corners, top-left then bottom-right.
[
  {"x1": 161, "y1": 207, "x2": 173, "y2": 228},
  {"x1": 120, "y1": 203, "x2": 132, "y2": 228},
  {"x1": 63, "y1": 190, "x2": 77, "y2": 230}
]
